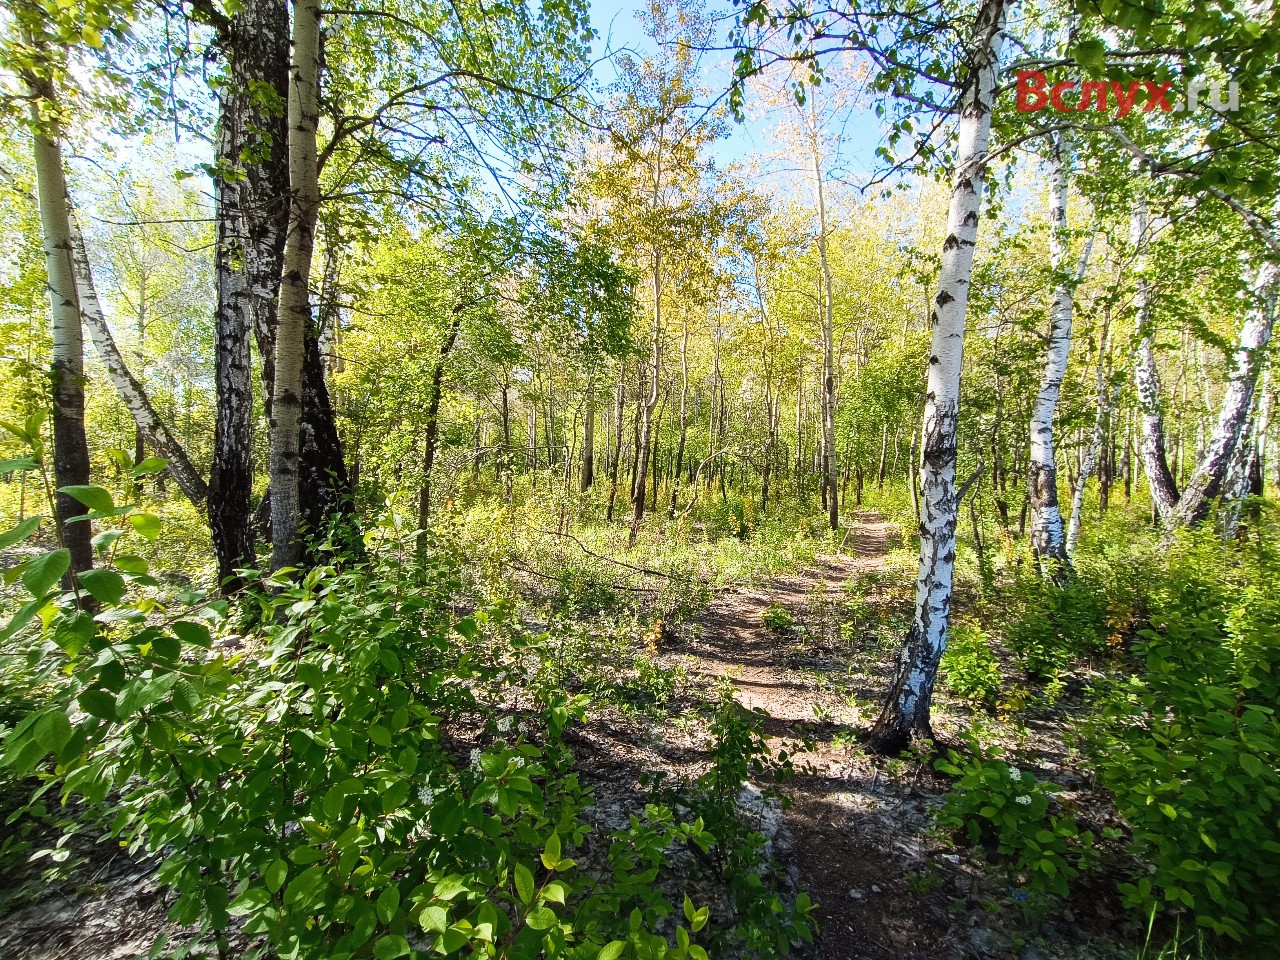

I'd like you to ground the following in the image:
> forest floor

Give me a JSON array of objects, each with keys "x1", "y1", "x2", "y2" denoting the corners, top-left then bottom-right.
[
  {"x1": 567, "y1": 512, "x2": 1137, "y2": 960},
  {"x1": 0, "y1": 513, "x2": 1141, "y2": 960}
]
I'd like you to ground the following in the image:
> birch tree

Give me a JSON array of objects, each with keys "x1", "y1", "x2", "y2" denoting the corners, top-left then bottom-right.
[
  {"x1": 268, "y1": 0, "x2": 322, "y2": 571},
  {"x1": 1026, "y1": 132, "x2": 1079, "y2": 571},
  {"x1": 21, "y1": 46, "x2": 94, "y2": 584},
  {"x1": 870, "y1": 0, "x2": 1011, "y2": 753}
]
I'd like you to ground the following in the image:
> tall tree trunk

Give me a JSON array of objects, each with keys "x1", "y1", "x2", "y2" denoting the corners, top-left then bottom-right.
[
  {"x1": 629, "y1": 252, "x2": 661, "y2": 546},
  {"x1": 417, "y1": 306, "x2": 463, "y2": 547},
  {"x1": 1066, "y1": 305, "x2": 1117, "y2": 558},
  {"x1": 870, "y1": 0, "x2": 1008, "y2": 754},
  {"x1": 811, "y1": 120, "x2": 839, "y2": 531},
  {"x1": 28, "y1": 80, "x2": 93, "y2": 586},
  {"x1": 134, "y1": 270, "x2": 146, "y2": 471},
  {"x1": 209, "y1": 0, "x2": 290, "y2": 590},
  {"x1": 606, "y1": 363, "x2": 626, "y2": 520},
  {"x1": 1170, "y1": 258, "x2": 1278, "y2": 527},
  {"x1": 270, "y1": 0, "x2": 322, "y2": 570},
  {"x1": 670, "y1": 317, "x2": 689, "y2": 516},
  {"x1": 64, "y1": 187, "x2": 209, "y2": 504},
  {"x1": 581, "y1": 372, "x2": 596, "y2": 491},
  {"x1": 1130, "y1": 196, "x2": 1181, "y2": 522},
  {"x1": 1027, "y1": 133, "x2": 1076, "y2": 571}
]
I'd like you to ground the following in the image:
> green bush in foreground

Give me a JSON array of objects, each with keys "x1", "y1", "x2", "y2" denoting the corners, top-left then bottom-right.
[
  {"x1": 935, "y1": 741, "x2": 1096, "y2": 898},
  {"x1": 1090, "y1": 526, "x2": 1280, "y2": 947},
  {"x1": 0, "y1": 449, "x2": 813, "y2": 959}
]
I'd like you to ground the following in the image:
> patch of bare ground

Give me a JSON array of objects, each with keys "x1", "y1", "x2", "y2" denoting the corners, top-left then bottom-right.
[{"x1": 645, "y1": 511, "x2": 1134, "y2": 960}]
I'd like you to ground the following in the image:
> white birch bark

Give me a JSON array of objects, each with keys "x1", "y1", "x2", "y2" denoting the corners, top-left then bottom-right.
[
  {"x1": 871, "y1": 0, "x2": 1009, "y2": 753},
  {"x1": 270, "y1": 0, "x2": 322, "y2": 570},
  {"x1": 1027, "y1": 133, "x2": 1075, "y2": 570},
  {"x1": 1130, "y1": 196, "x2": 1181, "y2": 521},
  {"x1": 1170, "y1": 258, "x2": 1279, "y2": 527},
  {"x1": 27, "y1": 78, "x2": 94, "y2": 583},
  {"x1": 810, "y1": 109, "x2": 839, "y2": 531}
]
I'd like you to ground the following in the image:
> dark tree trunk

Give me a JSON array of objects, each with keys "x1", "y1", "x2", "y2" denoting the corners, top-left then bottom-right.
[
  {"x1": 209, "y1": 0, "x2": 289, "y2": 592},
  {"x1": 417, "y1": 307, "x2": 463, "y2": 548}
]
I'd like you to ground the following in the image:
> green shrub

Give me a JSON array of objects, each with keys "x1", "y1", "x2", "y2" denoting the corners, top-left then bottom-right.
[
  {"x1": 760, "y1": 605, "x2": 793, "y2": 631},
  {"x1": 0, "y1": 442, "x2": 812, "y2": 959},
  {"x1": 940, "y1": 622, "x2": 1003, "y2": 709},
  {"x1": 1004, "y1": 566, "x2": 1112, "y2": 678},
  {"x1": 935, "y1": 743, "x2": 1096, "y2": 898},
  {"x1": 1090, "y1": 526, "x2": 1280, "y2": 946}
]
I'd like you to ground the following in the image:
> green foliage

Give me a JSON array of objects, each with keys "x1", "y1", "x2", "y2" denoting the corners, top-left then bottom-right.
[
  {"x1": 760, "y1": 604, "x2": 793, "y2": 631},
  {"x1": 935, "y1": 742, "x2": 1096, "y2": 899},
  {"x1": 940, "y1": 621, "x2": 1003, "y2": 709},
  {"x1": 1001, "y1": 561, "x2": 1114, "y2": 678},
  {"x1": 1089, "y1": 526, "x2": 1280, "y2": 946},
  {"x1": 0, "y1": 442, "x2": 812, "y2": 958}
]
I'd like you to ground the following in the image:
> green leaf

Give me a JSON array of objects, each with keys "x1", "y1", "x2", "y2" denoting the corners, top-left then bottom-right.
[
  {"x1": 376, "y1": 886, "x2": 400, "y2": 924},
  {"x1": 514, "y1": 863, "x2": 535, "y2": 905},
  {"x1": 34, "y1": 709, "x2": 73, "y2": 756},
  {"x1": 77, "y1": 688, "x2": 117, "y2": 721},
  {"x1": 60, "y1": 485, "x2": 114, "y2": 513},
  {"x1": 115, "y1": 554, "x2": 150, "y2": 575},
  {"x1": 598, "y1": 942, "x2": 626, "y2": 960},
  {"x1": 129, "y1": 513, "x2": 163, "y2": 541},
  {"x1": 0, "y1": 457, "x2": 38, "y2": 476},
  {"x1": 0, "y1": 595, "x2": 50, "y2": 642},
  {"x1": 264, "y1": 859, "x2": 288, "y2": 893},
  {"x1": 79, "y1": 569, "x2": 126, "y2": 605},
  {"x1": 369, "y1": 725, "x2": 392, "y2": 747},
  {"x1": 541, "y1": 831, "x2": 562, "y2": 870},
  {"x1": 1072, "y1": 38, "x2": 1107, "y2": 73},
  {"x1": 0, "y1": 516, "x2": 39, "y2": 549},
  {"x1": 22, "y1": 549, "x2": 70, "y2": 597},
  {"x1": 130, "y1": 457, "x2": 169, "y2": 477},
  {"x1": 419, "y1": 904, "x2": 449, "y2": 933},
  {"x1": 525, "y1": 906, "x2": 557, "y2": 930},
  {"x1": 172, "y1": 621, "x2": 211, "y2": 648},
  {"x1": 1240, "y1": 754, "x2": 1267, "y2": 779},
  {"x1": 439, "y1": 926, "x2": 470, "y2": 952}
]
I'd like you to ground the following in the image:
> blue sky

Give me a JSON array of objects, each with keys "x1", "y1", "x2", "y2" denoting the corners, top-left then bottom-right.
[{"x1": 586, "y1": 0, "x2": 888, "y2": 202}]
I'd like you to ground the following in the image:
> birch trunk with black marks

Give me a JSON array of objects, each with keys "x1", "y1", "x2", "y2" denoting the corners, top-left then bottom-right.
[
  {"x1": 1027, "y1": 134, "x2": 1074, "y2": 571},
  {"x1": 1066, "y1": 303, "x2": 1117, "y2": 558},
  {"x1": 64, "y1": 187, "x2": 209, "y2": 504},
  {"x1": 670, "y1": 317, "x2": 689, "y2": 516},
  {"x1": 606, "y1": 364, "x2": 625, "y2": 519},
  {"x1": 629, "y1": 250, "x2": 661, "y2": 546},
  {"x1": 870, "y1": 0, "x2": 1008, "y2": 754},
  {"x1": 29, "y1": 84, "x2": 94, "y2": 585},
  {"x1": 1129, "y1": 197, "x2": 1181, "y2": 522},
  {"x1": 209, "y1": 0, "x2": 290, "y2": 590},
  {"x1": 270, "y1": 0, "x2": 322, "y2": 570},
  {"x1": 1170, "y1": 259, "x2": 1278, "y2": 527}
]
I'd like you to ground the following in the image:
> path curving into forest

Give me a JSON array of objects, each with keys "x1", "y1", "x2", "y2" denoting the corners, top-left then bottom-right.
[{"x1": 678, "y1": 513, "x2": 1007, "y2": 960}]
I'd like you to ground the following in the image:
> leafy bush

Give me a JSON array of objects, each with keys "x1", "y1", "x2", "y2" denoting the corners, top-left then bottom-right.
[
  {"x1": 652, "y1": 687, "x2": 816, "y2": 955},
  {"x1": 0, "y1": 442, "x2": 812, "y2": 959},
  {"x1": 1090, "y1": 526, "x2": 1280, "y2": 946},
  {"x1": 935, "y1": 743, "x2": 1096, "y2": 898},
  {"x1": 1003, "y1": 565, "x2": 1113, "y2": 678},
  {"x1": 940, "y1": 622, "x2": 1003, "y2": 709},
  {"x1": 760, "y1": 605, "x2": 794, "y2": 631}
]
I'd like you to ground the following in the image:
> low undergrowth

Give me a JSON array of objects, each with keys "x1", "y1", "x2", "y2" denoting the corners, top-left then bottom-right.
[{"x1": 0, "y1": 449, "x2": 815, "y2": 959}]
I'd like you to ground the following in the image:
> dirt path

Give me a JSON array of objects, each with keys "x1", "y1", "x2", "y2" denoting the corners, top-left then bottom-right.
[{"x1": 675, "y1": 514, "x2": 1104, "y2": 960}]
